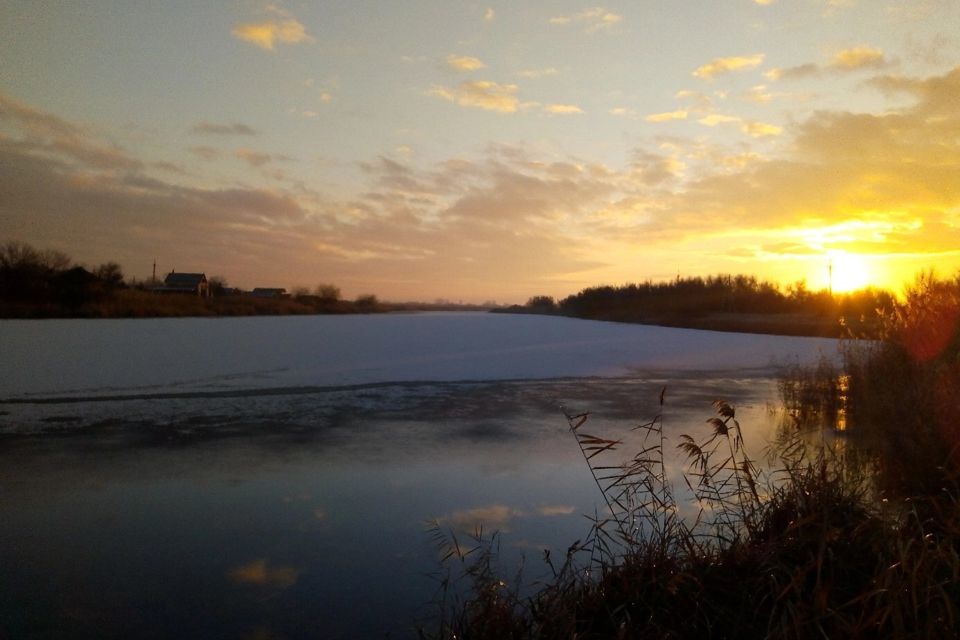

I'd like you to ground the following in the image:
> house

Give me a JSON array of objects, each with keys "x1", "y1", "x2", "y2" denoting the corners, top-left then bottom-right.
[
  {"x1": 159, "y1": 271, "x2": 209, "y2": 297},
  {"x1": 250, "y1": 287, "x2": 288, "y2": 299}
]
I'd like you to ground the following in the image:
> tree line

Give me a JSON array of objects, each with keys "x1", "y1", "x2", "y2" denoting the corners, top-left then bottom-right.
[
  {"x1": 504, "y1": 274, "x2": 898, "y2": 338},
  {"x1": 0, "y1": 241, "x2": 380, "y2": 318}
]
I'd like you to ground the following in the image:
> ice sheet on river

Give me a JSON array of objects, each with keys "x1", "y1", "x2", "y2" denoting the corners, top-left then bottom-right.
[{"x1": 0, "y1": 312, "x2": 840, "y2": 399}]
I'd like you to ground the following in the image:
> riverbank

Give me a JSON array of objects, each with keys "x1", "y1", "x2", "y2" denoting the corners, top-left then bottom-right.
[
  {"x1": 494, "y1": 307, "x2": 848, "y2": 338},
  {"x1": 0, "y1": 288, "x2": 495, "y2": 319}
]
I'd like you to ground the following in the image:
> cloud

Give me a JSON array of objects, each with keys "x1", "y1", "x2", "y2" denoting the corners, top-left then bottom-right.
[
  {"x1": 741, "y1": 121, "x2": 782, "y2": 137},
  {"x1": 762, "y1": 241, "x2": 827, "y2": 256},
  {"x1": 646, "y1": 110, "x2": 688, "y2": 122},
  {"x1": 429, "y1": 81, "x2": 520, "y2": 113},
  {"x1": 446, "y1": 54, "x2": 486, "y2": 72},
  {"x1": 830, "y1": 46, "x2": 888, "y2": 70},
  {"x1": 232, "y1": 17, "x2": 311, "y2": 51},
  {"x1": 741, "y1": 85, "x2": 774, "y2": 103},
  {"x1": 868, "y1": 66, "x2": 960, "y2": 113},
  {"x1": 4, "y1": 68, "x2": 960, "y2": 299},
  {"x1": 191, "y1": 121, "x2": 257, "y2": 136},
  {"x1": 235, "y1": 148, "x2": 273, "y2": 166},
  {"x1": 674, "y1": 90, "x2": 716, "y2": 113},
  {"x1": 0, "y1": 93, "x2": 141, "y2": 171},
  {"x1": 189, "y1": 146, "x2": 220, "y2": 160},
  {"x1": 693, "y1": 54, "x2": 765, "y2": 80},
  {"x1": 549, "y1": 7, "x2": 622, "y2": 33},
  {"x1": 544, "y1": 104, "x2": 584, "y2": 115},
  {"x1": 516, "y1": 67, "x2": 559, "y2": 79},
  {"x1": 656, "y1": 67, "x2": 960, "y2": 250},
  {"x1": 631, "y1": 150, "x2": 686, "y2": 184},
  {"x1": 765, "y1": 46, "x2": 889, "y2": 81},
  {"x1": 764, "y1": 63, "x2": 820, "y2": 81},
  {"x1": 698, "y1": 114, "x2": 741, "y2": 126},
  {"x1": 1, "y1": 99, "x2": 615, "y2": 300}
]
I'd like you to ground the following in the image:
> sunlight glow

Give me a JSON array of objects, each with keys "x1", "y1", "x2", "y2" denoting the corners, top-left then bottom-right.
[{"x1": 825, "y1": 251, "x2": 873, "y2": 293}]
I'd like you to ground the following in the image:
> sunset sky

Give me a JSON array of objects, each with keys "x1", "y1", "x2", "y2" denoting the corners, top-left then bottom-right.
[{"x1": 1, "y1": 1, "x2": 959, "y2": 302}]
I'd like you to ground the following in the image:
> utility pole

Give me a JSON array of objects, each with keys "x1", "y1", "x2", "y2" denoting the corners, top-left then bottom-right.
[
  {"x1": 152, "y1": 259, "x2": 156, "y2": 282},
  {"x1": 828, "y1": 259, "x2": 833, "y2": 297}
]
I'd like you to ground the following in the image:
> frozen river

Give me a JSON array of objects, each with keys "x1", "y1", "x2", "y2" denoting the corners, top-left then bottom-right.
[
  {"x1": 0, "y1": 313, "x2": 840, "y2": 638},
  {"x1": 0, "y1": 312, "x2": 838, "y2": 400}
]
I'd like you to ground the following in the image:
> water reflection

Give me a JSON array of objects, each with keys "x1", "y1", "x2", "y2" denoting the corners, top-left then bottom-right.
[
  {"x1": 0, "y1": 375, "x2": 786, "y2": 639},
  {"x1": 229, "y1": 559, "x2": 301, "y2": 589},
  {"x1": 836, "y1": 373, "x2": 850, "y2": 432}
]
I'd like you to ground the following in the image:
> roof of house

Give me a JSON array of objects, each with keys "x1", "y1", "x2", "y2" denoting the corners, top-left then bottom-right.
[{"x1": 164, "y1": 272, "x2": 207, "y2": 287}]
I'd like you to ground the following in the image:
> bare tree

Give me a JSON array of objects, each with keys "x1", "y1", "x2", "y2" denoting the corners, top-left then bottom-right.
[
  {"x1": 94, "y1": 262, "x2": 125, "y2": 289},
  {"x1": 208, "y1": 275, "x2": 229, "y2": 296},
  {"x1": 315, "y1": 283, "x2": 341, "y2": 303}
]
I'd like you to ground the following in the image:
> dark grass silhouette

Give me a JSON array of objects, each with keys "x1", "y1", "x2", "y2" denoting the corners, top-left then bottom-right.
[{"x1": 424, "y1": 396, "x2": 960, "y2": 639}]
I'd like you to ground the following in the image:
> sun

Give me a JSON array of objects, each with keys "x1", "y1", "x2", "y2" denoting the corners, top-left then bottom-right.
[{"x1": 827, "y1": 251, "x2": 873, "y2": 293}]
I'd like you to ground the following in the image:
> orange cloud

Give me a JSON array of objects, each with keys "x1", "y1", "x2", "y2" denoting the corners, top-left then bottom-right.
[
  {"x1": 4, "y1": 67, "x2": 960, "y2": 300},
  {"x1": 698, "y1": 114, "x2": 740, "y2": 126},
  {"x1": 765, "y1": 64, "x2": 820, "y2": 81},
  {"x1": 549, "y1": 7, "x2": 622, "y2": 32},
  {"x1": 192, "y1": 121, "x2": 257, "y2": 136},
  {"x1": 235, "y1": 149, "x2": 272, "y2": 166},
  {"x1": 693, "y1": 54, "x2": 765, "y2": 80},
  {"x1": 830, "y1": 46, "x2": 887, "y2": 70},
  {"x1": 446, "y1": 54, "x2": 486, "y2": 72},
  {"x1": 544, "y1": 104, "x2": 584, "y2": 115},
  {"x1": 430, "y1": 81, "x2": 520, "y2": 113},
  {"x1": 516, "y1": 68, "x2": 559, "y2": 79},
  {"x1": 646, "y1": 110, "x2": 688, "y2": 122},
  {"x1": 741, "y1": 121, "x2": 782, "y2": 137},
  {"x1": 232, "y1": 18, "x2": 311, "y2": 50},
  {"x1": 0, "y1": 93, "x2": 141, "y2": 171},
  {"x1": 765, "y1": 46, "x2": 888, "y2": 81}
]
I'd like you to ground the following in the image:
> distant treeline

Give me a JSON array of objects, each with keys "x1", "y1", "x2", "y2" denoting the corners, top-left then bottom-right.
[
  {"x1": 498, "y1": 274, "x2": 898, "y2": 337},
  {"x1": 0, "y1": 241, "x2": 490, "y2": 319}
]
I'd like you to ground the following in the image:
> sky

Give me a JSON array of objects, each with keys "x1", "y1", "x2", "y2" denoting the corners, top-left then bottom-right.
[{"x1": 1, "y1": 0, "x2": 959, "y2": 303}]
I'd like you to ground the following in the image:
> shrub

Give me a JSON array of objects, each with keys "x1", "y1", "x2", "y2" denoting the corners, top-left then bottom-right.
[{"x1": 424, "y1": 393, "x2": 960, "y2": 639}]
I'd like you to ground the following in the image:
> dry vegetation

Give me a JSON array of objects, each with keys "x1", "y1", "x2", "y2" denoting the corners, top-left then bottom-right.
[{"x1": 425, "y1": 273, "x2": 960, "y2": 639}]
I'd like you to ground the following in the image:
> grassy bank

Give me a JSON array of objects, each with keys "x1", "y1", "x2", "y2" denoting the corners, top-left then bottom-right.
[{"x1": 425, "y1": 400, "x2": 960, "y2": 639}]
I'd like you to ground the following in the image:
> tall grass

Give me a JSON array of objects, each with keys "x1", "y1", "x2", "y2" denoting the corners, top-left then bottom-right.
[{"x1": 423, "y1": 392, "x2": 960, "y2": 639}]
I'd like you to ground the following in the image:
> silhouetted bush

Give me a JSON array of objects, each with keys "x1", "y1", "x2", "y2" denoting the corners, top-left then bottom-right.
[
  {"x1": 550, "y1": 275, "x2": 896, "y2": 337},
  {"x1": 525, "y1": 295, "x2": 557, "y2": 313}
]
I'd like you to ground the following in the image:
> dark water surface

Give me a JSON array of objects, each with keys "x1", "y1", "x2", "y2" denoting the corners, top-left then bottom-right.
[{"x1": 1, "y1": 375, "x2": 783, "y2": 639}]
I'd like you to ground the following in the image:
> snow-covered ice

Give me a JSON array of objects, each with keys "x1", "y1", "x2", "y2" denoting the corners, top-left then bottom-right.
[{"x1": 0, "y1": 312, "x2": 840, "y2": 399}]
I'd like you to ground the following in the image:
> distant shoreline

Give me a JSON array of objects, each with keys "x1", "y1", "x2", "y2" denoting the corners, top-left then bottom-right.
[
  {"x1": 493, "y1": 307, "x2": 848, "y2": 338},
  {"x1": 2, "y1": 301, "x2": 849, "y2": 338},
  {"x1": 0, "y1": 291, "x2": 496, "y2": 321}
]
